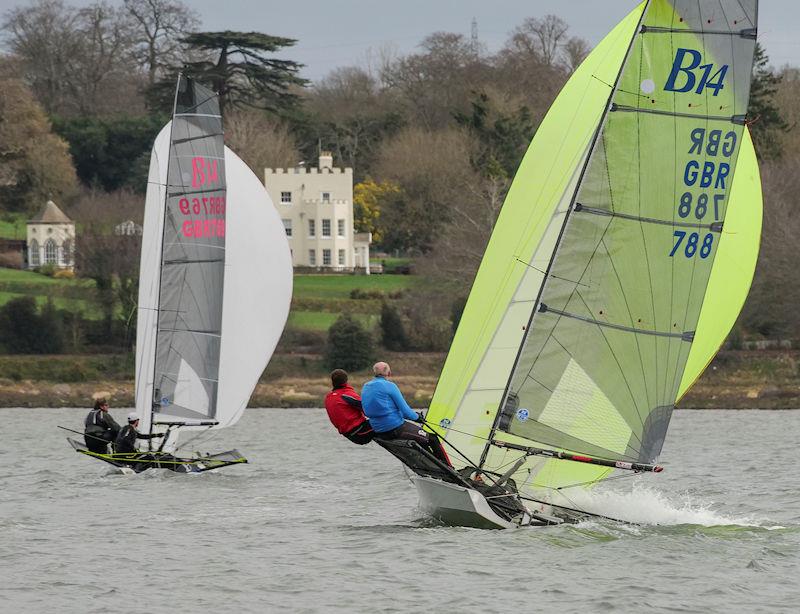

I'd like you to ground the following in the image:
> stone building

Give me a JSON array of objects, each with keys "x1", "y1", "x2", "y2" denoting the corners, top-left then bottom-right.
[
  {"x1": 264, "y1": 152, "x2": 371, "y2": 272},
  {"x1": 26, "y1": 200, "x2": 75, "y2": 270}
]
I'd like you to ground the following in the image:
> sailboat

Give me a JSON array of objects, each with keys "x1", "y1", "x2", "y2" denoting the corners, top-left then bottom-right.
[
  {"x1": 67, "y1": 75, "x2": 293, "y2": 473},
  {"x1": 380, "y1": 0, "x2": 763, "y2": 527}
]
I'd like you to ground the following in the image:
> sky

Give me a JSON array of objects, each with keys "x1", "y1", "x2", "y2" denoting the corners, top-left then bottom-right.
[{"x1": 1, "y1": 1, "x2": 797, "y2": 81}]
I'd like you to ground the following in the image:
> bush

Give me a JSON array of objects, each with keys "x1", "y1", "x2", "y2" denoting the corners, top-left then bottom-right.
[
  {"x1": 35, "y1": 263, "x2": 57, "y2": 277},
  {"x1": 324, "y1": 314, "x2": 374, "y2": 372},
  {"x1": 380, "y1": 302, "x2": 409, "y2": 351},
  {"x1": 53, "y1": 269, "x2": 75, "y2": 279},
  {"x1": 0, "y1": 296, "x2": 65, "y2": 353}
]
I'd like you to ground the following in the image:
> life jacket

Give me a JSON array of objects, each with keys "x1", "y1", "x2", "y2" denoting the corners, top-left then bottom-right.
[{"x1": 324, "y1": 384, "x2": 368, "y2": 435}]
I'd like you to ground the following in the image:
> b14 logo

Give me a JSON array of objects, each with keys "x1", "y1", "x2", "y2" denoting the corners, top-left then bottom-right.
[{"x1": 664, "y1": 48, "x2": 728, "y2": 96}]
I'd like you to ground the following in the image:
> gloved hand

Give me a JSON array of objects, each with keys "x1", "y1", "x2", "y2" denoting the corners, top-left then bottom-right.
[{"x1": 415, "y1": 412, "x2": 426, "y2": 423}]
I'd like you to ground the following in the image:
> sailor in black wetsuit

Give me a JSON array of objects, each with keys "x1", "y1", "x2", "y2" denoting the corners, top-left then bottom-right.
[
  {"x1": 84, "y1": 398, "x2": 121, "y2": 454},
  {"x1": 114, "y1": 413, "x2": 163, "y2": 454}
]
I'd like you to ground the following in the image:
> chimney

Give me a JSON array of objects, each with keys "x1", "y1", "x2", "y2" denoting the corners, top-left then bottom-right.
[{"x1": 319, "y1": 151, "x2": 333, "y2": 169}]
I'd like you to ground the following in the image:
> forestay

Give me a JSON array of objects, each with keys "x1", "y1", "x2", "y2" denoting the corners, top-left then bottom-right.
[{"x1": 426, "y1": 0, "x2": 761, "y2": 497}]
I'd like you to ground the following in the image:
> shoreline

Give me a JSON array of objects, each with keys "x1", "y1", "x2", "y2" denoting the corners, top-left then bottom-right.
[{"x1": 2, "y1": 350, "x2": 799, "y2": 409}]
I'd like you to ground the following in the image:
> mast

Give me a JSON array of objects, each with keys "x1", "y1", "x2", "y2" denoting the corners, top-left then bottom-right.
[
  {"x1": 148, "y1": 75, "x2": 185, "y2": 441},
  {"x1": 478, "y1": 1, "x2": 652, "y2": 468}
]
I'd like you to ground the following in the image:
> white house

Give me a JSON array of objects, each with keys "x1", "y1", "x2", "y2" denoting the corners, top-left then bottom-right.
[
  {"x1": 265, "y1": 152, "x2": 371, "y2": 272},
  {"x1": 26, "y1": 200, "x2": 75, "y2": 270}
]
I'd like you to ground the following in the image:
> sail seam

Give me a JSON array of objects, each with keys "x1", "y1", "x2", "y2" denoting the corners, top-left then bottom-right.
[
  {"x1": 575, "y1": 203, "x2": 724, "y2": 231},
  {"x1": 539, "y1": 303, "x2": 694, "y2": 341}
]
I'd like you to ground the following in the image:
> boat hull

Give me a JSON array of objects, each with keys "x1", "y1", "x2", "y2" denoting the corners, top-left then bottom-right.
[{"x1": 409, "y1": 474, "x2": 518, "y2": 529}]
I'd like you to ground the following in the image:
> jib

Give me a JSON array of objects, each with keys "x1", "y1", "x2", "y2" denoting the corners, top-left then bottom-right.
[{"x1": 664, "y1": 48, "x2": 728, "y2": 96}]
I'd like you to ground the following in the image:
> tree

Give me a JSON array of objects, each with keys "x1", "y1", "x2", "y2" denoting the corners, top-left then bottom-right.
[
  {"x1": 748, "y1": 43, "x2": 790, "y2": 160},
  {"x1": 52, "y1": 115, "x2": 165, "y2": 191},
  {"x1": 0, "y1": 296, "x2": 64, "y2": 353},
  {"x1": 225, "y1": 108, "x2": 301, "y2": 172},
  {"x1": 162, "y1": 31, "x2": 307, "y2": 114},
  {"x1": 300, "y1": 66, "x2": 404, "y2": 177},
  {"x1": 123, "y1": 0, "x2": 198, "y2": 85},
  {"x1": 352, "y1": 178, "x2": 399, "y2": 243},
  {"x1": 0, "y1": 69, "x2": 78, "y2": 212},
  {"x1": 509, "y1": 15, "x2": 569, "y2": 68},
  {"x1": 3, "y1": 0, "x2": 144, "y2": 116},
  {"x1": 325, "y1": 314, "x2": 374, "y2": 372},
  {"x1": 380, "y1": 302, "x2": 408, "y2": 351}
]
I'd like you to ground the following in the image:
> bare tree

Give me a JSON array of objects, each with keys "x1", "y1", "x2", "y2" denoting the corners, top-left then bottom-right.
[
  {"x1": 508, "y1": 15, "x2": 569, "y2": 67},
  {"x1": 563, "y1": 36, "x2": 590, "y2": 73},
  {"x1": 225, "y1": 108, "x2": 301, "y2": 172},
  {"x1": 123, "y1": 0, "x2": 198, "y2": 85},
  {"x1": 2, "y1": 0, "x2": 82, "y2": 114}
]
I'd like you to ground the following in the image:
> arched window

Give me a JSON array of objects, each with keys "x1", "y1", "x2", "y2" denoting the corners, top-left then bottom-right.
[
  {"x1": 29, "y1": 239, "x2": 40, "y2": 266},
  {"x1": 61, "y1": 239, "x2": 71, "y2": 266},
  {"x1": 44, "y1": 239, "x2": 57, "y2": 264}
]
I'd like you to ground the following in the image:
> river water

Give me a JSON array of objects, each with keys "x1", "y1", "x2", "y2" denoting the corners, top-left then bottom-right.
[{"x1": 1, "y1": 408, "x2": 798, "y2": 613}]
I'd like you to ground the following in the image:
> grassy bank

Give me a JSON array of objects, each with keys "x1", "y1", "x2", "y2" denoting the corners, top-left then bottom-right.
[{"x1": 1, "y1": 350, "x2": 799, "y2": 409}]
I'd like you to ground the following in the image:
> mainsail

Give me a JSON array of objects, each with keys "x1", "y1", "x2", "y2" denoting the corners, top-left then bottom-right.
[
  {"x1": 135, "y1": 76, "x2": 292, "y2": 438},
  {"x1": 427, "y1": 0, "x2": 761, "y2": 499}
]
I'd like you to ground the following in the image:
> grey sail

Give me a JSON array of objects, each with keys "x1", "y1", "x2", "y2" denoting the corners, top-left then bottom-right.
[{"x1": 153, "y1": 75, "x2": 227, "y2": 421}]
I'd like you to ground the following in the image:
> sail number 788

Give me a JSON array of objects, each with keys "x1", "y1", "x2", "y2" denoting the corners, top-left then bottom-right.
[{"x1": 670, "y1": 231, "x2": 713, "y2": 259}]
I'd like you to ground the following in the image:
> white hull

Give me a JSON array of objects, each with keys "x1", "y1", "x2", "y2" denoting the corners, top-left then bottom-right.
[{"x1": 409, "y1": 474, "x2": 519, "y2": 529}]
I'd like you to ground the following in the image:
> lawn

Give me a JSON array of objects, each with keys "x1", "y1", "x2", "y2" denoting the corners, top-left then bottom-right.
[
  {"x1": 287, "y1": 310, "x2": 378, "y2": 331},
  {"x1": 292, "y1": 274, "x2": 417, "y2": 300},
  {"x1": 0, "y1": 214, "x2": 26, "y2": 240}
]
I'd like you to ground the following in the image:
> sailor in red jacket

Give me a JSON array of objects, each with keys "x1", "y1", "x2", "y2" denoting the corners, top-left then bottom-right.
[{"x1": 324, "y1": 369, "x2": 374, "y2": 445}]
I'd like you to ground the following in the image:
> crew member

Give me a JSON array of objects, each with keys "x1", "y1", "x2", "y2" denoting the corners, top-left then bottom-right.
[
  {"x1": 361, "y1": 362, "x2": 450, "y2": 465},
  {"x1": 84, "y1": 398, "x2": 121, "y2": 454},
  {"x1": 324, "y1": 369, "x2": 373, "y2": 444},
  {"x1": 114, "y1": 413, "x2": 164, "y2": 454}
]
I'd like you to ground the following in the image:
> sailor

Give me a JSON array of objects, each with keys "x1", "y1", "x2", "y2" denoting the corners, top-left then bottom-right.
[
  {"x1": 114, "y1": 413, "x2": 164, "y2": 454},
  {"x1": 324, "y1": 369, "x2": 374, "y2": 445},
  {"x1": 83, "y1": 398, "x2": 121, "y2": 454},
  {"x1": 361, "y1": 362, "x2": 451, "y2": 465}
]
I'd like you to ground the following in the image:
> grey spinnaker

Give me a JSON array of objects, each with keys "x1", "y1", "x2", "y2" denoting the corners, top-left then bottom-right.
[{"x1": 154, "y1": 75, "x2": 227, "y2": 421}]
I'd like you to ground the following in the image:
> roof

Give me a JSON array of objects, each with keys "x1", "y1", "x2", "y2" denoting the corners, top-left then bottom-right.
[{"x1": 28, "y1": 200, "x2": 73, "y2": 224}]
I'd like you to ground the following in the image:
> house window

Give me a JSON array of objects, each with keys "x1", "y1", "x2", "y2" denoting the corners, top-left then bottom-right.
[
  {"x1": 309, "y1": 249, "x2": 316, "y2": 265},
  {"x1": 321, "y1": 219, "x2": 331, "y2": 237},
  {"x1": 44, "y1": 239, "x2": 57, "y2": 264},
  {"x1": 29, "y1": 239, "x2": 40, "y2": 266},
  {"x1": 62, "y1": 239, "x2": 71, "y2": 266},
  {"x1": 282, "y1": 219, "x2": 292, "y2": 237},
  {"x1": 337, "y1": 219, "x2": 346, "y2": 237},
  {"x1": 280, "y1": 191, "x2": 292, "y2": 204},
  {"x1": 338, "y1": 249, "x2": 346, "y2": 266},
  {"x1": 308, "y1": 219, "x2": 315, "y2": 237},
  {"x1": 321, "y1": 191, "x2": 331, "y2": 203},
  {"x1": 322, "y1": 249, "x2": 331, "y2": 265}
]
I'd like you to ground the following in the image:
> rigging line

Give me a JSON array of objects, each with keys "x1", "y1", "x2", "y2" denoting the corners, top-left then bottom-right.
[
  {"x1": 590, "y1": 73, "x2": 647, "y2": 99},
  {"x1": 516, "y1": 492, "x2": 640, "y2": 526},
  {"x1": 524, "y1": 372, "x2": 553, "y2": 393},
  {"x1": 570, "y1": 291, "x2": 649, "y2": 452},
  {"x1": 601, "y1": 237, "x2": 652, "y2": 425},
  {"x1": 575, "y1": 204, "x2": 723, "y2": 231},
  {"x1": 514, "y1": 257, "x2": 590, "y2": 287},
  {"x1": 610, "y1": 103, "x2": 747, "y2": 125}
]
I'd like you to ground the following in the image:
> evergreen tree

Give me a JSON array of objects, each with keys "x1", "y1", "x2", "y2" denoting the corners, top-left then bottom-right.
[
  {"x1": 152, "y1": 31, "x2": 306, "y2": 114},
  {"x1": 749, "y1": 43, "x2": 789, "y2": 160},
  {"x1": 0, "y1": 296, "x2": 64, "y2": 354},
  {"x1": 325, "y1": 314, "x2": 374, "y2": 372},
  {"x1": 380, "y1": 302, "x2": 408, "y2": 351}
]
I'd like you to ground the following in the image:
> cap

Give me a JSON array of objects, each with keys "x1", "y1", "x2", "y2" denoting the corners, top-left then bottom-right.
[{"x1": 127, "y1": 412, "x2": 139, "y2": 423}]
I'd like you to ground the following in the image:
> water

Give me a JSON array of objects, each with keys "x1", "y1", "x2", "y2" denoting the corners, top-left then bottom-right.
[{"x1": 2, "y1": 408, "x2": 799, "y2": 613}]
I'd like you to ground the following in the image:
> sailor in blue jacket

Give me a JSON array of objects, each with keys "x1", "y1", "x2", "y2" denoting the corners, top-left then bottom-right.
[{"x1": 361, "y1": 361, "x2": 451, "y2": 465}]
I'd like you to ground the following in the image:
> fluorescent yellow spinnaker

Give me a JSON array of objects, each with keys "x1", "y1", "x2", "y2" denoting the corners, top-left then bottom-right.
[{"x1": 426, "y1": 0, "x2": 761, "y2": 505}]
